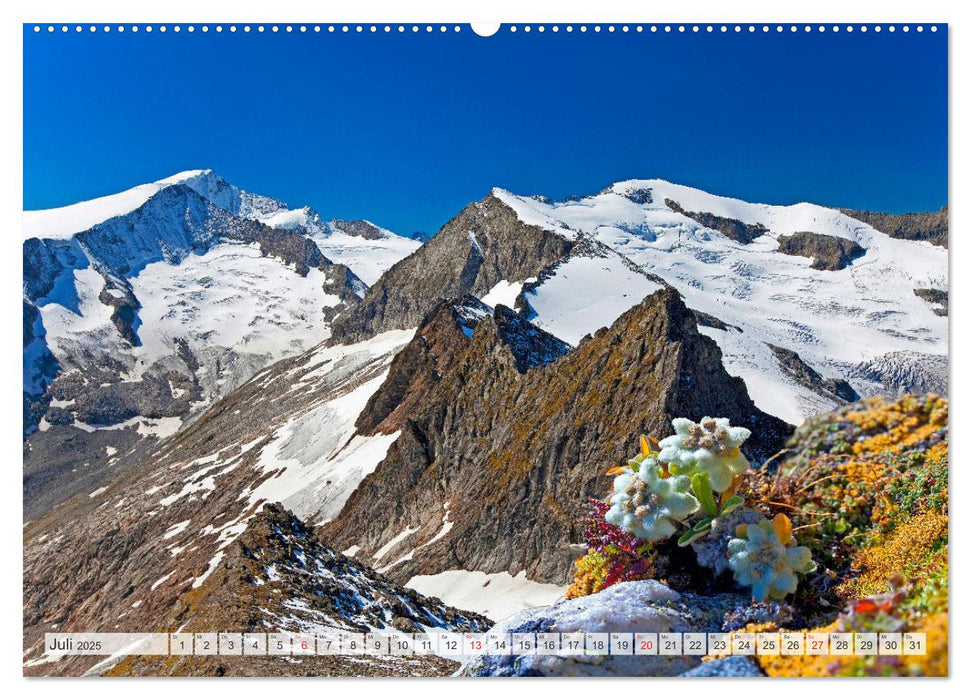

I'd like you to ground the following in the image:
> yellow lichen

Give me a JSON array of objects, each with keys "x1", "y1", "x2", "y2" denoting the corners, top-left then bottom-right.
[{"x1": 840, "y1": 513, "x2": 948, "y2": 599}]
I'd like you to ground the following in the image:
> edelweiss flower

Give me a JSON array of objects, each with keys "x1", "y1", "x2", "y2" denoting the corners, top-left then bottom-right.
[
  {"x1": 727, "y1": 517, "x2": 816, "y2": 602},
  {"x1": 657, "y1": 417, "x2": 752, "y2": 492},
  {"x1": 605, "y1": 458, "x2": 699, "y2": 541}
]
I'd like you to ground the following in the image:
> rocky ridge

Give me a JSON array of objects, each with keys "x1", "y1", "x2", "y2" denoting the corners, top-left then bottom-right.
[
  {"x1": 329, "y1": 193, "x2": 575, "y2": 344},
  {"x1": 103, "y1": 504, "x2": 489, "y2": 677},
  {"x1": 324, "y1": 288, "x2": 791, "y2": 584}
]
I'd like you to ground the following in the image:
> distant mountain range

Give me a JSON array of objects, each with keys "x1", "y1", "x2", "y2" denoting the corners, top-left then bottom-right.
[{"x1": 23, "y1": 171, "x2": 947, "y2": 675}]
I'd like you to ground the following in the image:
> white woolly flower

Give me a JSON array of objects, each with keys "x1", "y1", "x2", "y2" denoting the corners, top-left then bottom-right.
[
  {"x1": 657, "y1": 417, "x2": 752, "y2": 492},
  {"x1": 727, "y1": 519, "x2": 816, "y2": 602},
  {"x1": 605, "y1": 458, "x2": 699, "y2": 542}
]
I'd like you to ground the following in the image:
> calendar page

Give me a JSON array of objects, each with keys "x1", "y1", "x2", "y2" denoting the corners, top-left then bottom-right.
[{"x1": 21, "y1": 20, "x2": 948, "y2": 679}]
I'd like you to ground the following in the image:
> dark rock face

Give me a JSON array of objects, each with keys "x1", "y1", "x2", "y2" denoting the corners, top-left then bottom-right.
[
  {"x1": 665, "y1": 199, "x2": 768, "y2": 244},
  {"x1": 840, "y1": 206, "x2": 948, "y2": 248},
  {"x1": 324, "y1": 288, "x2": 792, "y2": 584},
  {"x1": 692, "y1": 310, "x2": 743, "y2": 333},
  {"x1": 329, "y1": 194, "x2": 575, "y2": 344},
  {"x1": 776, "y1": 231, "x2": 865, "y2": 271},
  {"x1": 356, "y1": 297, "x2": 570, "y2": 435},
  {"x1": 329, "y1": 218, "x2": 386, "y2": 240},
  {"x1": 97, "y1": 280, "x2": 142, "y2": 347},
  {"x1": 23, "y1": 299, "x2": 60, "y2": 431},
  {"x1": 767, "y1": 343, "x2": 859, "y2": 403},
  {"x1": 355, "y1": 298, "x2": 480, "y2": 435},
  {"x1": 914, "y1": 287, "x2": 948, "y2": 317}
]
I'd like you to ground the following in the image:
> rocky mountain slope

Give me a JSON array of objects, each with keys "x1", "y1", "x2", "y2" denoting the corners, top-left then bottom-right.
[
  {"x1": 99, "y1": 504, "x2": 488, "y2": 677},
  {"x1": 23, "y1": 327, "x2": 417, "y2": 674},
  {"x1": 328, "y1": 193, "x2": 575, "y2": 344},
  {"x1": 324, "y1": 288, "x2": 790, "y2": 585},
  {"x1": 837, "y1": 205, "x2": 948, "y2": 248}
]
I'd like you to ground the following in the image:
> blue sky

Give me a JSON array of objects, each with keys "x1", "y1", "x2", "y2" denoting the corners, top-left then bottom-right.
[{"x1": 24, "y1": 25, "x2": 947, "y2": 236}]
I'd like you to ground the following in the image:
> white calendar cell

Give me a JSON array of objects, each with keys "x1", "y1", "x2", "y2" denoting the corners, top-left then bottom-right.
[
  {"x1": 268, "y1": 633, "x2": 291, "y2": 656},
  {"x1": 218, "y1": 633, "x2": 243, "y2": 656},
  {"x1": 659, "y1": 632, "x2": 682, "y2": 655},
  {"x1": 438, "y1": 632, "x2": 464, "y2": 656},
  {"x1": 559, "y1": 632, "x2": 584, "y2": 655},
  {"x1": 805, "y1": 632, "x2": 829, "y2": 656},
  {"x1": 340, "y1": 632, "x2": 365, "y2": 655},
  {"x1": 170, "y1": 633, "x2": 193, "y2": 656},
  {"x1": 854, "y1": 633, "x2": 878, "y2": 655},
  {"x1": 682, "y1": 633, "x2": 706, "y2": 656},
  {"x1": 464, "y1": 633, "x2": 486, "y2": 655},
  {"x1": 194, "y1": 632, "x2": 218, "y2": 656},
  {"x1": 413, "y1": 634, "x2": 437, "y2": 655},
  {"x1": 292, "y1": 633, "x2": 315, "y2": 655},
  {"x1": 756, "y1": 632, "x2": 780, "y2": 655},
  {"x1": 829, "y1": 633, "x2": 854, "y2": 656},
  {"x1": 485, "y1": 631, "x2": 511, "y2": 655},
  {"x1": 634, "y1": 632, "x2": 658, "y2": 655},
  {"x1": 903, "y1": 633, "x2": 927, "y2": 656},
  {"x1": 781, "y1": 632, "x2": 804, "y2": 656},
  {"x1": 315, "y1": 632, "x2": 341, "y2": 655},
  {"x1": 388, "y1": 633, "x2": 414, "y2": 656},
  {"x1": 609, "y1": 633, "x2": 634, "y2": 655},
  {"x1": 535, "y1": 632, "x2": 560, "y2": 655},
  {"x1": 365, "y1": 632, "x2": 391, "y2": 655},
  {"x1": 584, "y1": 633, "x2": 609, "y2": 655},
  {"x1": 731, "y1": 632, "x2": 755, "y2": 655},
  {"x1": 512, "y1": 633, "x2": 537, "y2": 655},
  {"x1": 878, "y1": 633, "x2": 902, "y2": 656},
  {"x1": 707, "y1": 633, "x2": 730, "y2": 656}
]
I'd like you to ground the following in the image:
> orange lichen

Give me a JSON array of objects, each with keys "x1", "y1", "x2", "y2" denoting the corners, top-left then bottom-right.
[
  {"x1": 754, "y1": 620, "x2": 842, "y2": 677},
  {"x1": 565, "y1": 550, "x2": 611, "y2": 599},
  {"x1": 840, "y1": 513, "x2": 948, "y2": 599}
]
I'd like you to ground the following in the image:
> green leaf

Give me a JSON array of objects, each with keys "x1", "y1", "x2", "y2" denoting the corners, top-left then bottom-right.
[
  {"x1": 719, "y1": 495, "x2": 744, "y2": 515},
  {"x1": 677, "y1": 519, "x2": 713, "y2": 547},
  {"x1": 692, "y1": 472, "x2": 719, "y2": 518}
]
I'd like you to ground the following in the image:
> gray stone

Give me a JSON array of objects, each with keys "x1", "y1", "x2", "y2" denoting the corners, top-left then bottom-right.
[
  {"x1": 458, "y1": 581, "x2": 701, "y2": 677},
  {"x1": 680, "y1": 656, "x2": 764, "y2": 677}
]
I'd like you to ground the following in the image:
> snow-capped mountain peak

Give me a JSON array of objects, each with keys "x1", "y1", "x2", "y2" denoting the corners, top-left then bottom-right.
[
  {"x1": 490, "y1": 179, "x2": 946, "y2": 424},
  {"x1": 22, "y1": 169, "x2": 285, "y2": 241}
]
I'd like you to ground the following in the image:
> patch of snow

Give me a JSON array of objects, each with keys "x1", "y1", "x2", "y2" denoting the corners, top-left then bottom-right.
[
  {"x1": 523, "y1": 253, "x2": 663, "y2": 346},
  {"x1": 150, "y1": 571, "x2": 174, "y2": 591},
  {"x1": 162, "y1": 520, "x2": 191, "y2": 540},
  {"x1": 191, "y1": 551, "x2": 225, "y2": 589},
  {"x1": 247, "y1": 375, "x2": 402, "y2": 523},
  {"x1": 406, "y1": 570, "x2": 567, "y2": 623},
  {"x1": 372, "y1": 526, "x2": 420, "y2": 563},
  {"x1": 481, "y1": 279, "x2": 525, "y2": 309},
  {"x1": 24, "y1": 183, "x2": 169, "y2": 240}
]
